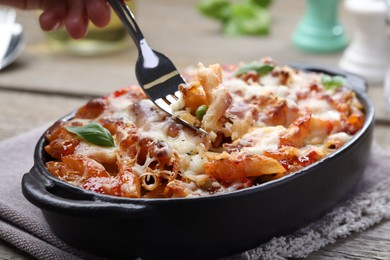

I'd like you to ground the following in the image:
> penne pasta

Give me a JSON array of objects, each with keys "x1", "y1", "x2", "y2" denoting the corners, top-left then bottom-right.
[{"x1": 44, "y1": 59, "x2": 365, "y2": 198}]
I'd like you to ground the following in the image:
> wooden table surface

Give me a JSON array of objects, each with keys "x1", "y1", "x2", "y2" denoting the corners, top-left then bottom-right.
[{"x1": 1, "y1": 0, "x2": 390, "y2": 259}]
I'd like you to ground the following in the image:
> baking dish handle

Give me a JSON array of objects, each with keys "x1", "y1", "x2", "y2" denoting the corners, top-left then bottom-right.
[
  {"x1": 21, "y1": 165, "x2": 151, "y2": 217},
  {"x1": 290, "y1": 63, "x2": 368, "y2": 93}
]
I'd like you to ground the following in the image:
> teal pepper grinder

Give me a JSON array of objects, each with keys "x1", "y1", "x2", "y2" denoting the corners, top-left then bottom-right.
[{"x1": 292, "y1": 0, "x2": 348, "y2": 53}]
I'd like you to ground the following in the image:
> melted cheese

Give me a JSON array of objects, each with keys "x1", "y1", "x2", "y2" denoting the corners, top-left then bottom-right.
[
  {"x1": 240, "y1": 126, "x2": 286, "y2": 154},
  {"x1": 75, "y1": 142, "x2": 117, "y2": 164},
  {"x1": 45, "y1": 60, "x2": 365, "y2": 198}
]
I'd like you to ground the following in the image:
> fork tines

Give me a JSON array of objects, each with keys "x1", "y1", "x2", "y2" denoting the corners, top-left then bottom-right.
[
  {"x1": 164, "y1": 92, "x2": 179, "y2": 104},
  {"x1": 155, "y1": 92, "x2": 208, "y2": 135},
  {"x1": 155, "y1": 91, "x2": 180, "y2": 114}
]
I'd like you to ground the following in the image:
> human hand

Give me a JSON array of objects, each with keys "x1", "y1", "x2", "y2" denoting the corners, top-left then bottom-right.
[{"x1": 0, "y1": 0, "x2": 111, "y2": 39}]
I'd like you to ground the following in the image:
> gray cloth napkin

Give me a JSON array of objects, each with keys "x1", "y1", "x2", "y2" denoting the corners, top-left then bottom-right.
[{"x1": 0, "y1": 125, "x2": 389, "y2": 260}]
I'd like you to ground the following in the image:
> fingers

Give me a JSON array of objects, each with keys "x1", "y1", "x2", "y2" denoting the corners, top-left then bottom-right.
[
  {"x1": 65, "y1": 0, "x2": 89, "y2": 39},
  {"x1": 86, "y1": 0, "x2": 111, "y2": 28},
  {"x1": 38, "y1": 0, "x2": 111, "y2": 39},
  {"x1": 39, "y1": 1, "x2": 67, "y2": 31}
]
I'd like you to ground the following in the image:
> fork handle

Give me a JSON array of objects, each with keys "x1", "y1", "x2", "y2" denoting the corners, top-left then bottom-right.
[{"x1": 107, "y1": 0, "x2": 144, "y2": 50}]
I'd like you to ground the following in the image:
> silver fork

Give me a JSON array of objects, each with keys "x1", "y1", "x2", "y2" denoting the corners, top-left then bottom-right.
[{"x1": 107, "y1": 0, "x2": 207, "y2": 135}]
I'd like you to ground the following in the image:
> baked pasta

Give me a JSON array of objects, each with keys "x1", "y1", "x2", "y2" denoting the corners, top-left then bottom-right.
[{"x1": 44, "y1": 58, "x2": 365, "y2": 198}]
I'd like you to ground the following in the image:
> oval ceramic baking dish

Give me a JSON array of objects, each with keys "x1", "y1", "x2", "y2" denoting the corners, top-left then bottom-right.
[{"x1": 22, "y1": 64, "x2": 374, "y2": 260}]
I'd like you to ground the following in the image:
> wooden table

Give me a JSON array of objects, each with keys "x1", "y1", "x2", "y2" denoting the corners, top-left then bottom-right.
[{"x1": 1, "y1": 0, "x2": 390, "y2": 259}]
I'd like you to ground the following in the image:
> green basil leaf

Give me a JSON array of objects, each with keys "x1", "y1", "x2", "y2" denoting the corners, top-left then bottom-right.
[
  {"x1": 65, "y1": 122, "x2": 115, "y2": 147},
  {"x1": 197, "y1": 0, "x2": 231, "y2": 21},
  {"x1": 321, "y1": 75, "x2": 346, "y2": 90},
  {"x1": 224, "y1": 3, "x2": 270, "y2": 36},
  {"x1": 249, "y1": 0, "x2": 273, "y2": 8},
  {"x1": 234, "y1": 63, "x2": 274, "y2": 76}
]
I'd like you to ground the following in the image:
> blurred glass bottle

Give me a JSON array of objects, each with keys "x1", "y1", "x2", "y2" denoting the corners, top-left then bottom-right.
[{"x1": 44, "y1": 0, "x2": 136, "y2": 55}]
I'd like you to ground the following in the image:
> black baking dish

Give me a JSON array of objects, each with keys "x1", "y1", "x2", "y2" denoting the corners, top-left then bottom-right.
[{"x1": 21, "y1": 65, "x2": 374, "y2": 260}]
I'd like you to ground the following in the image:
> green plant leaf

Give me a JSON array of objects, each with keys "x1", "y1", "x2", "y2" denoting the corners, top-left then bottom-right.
[
  {"x1": 197, "y1": 0, "x2": 231, "y2": 21},
  {"x1": 321, "y1": 75, "x2": 346, "y2": 90},
  {"x1": 224, "y1": 4, "x2": 270, "y2": 36},
  {"x1": 65, "y1": 122, "x2": 115, "y2": 147},
  {"x1": 197, "y1": 0, "x2": 272, "y2": 36},
  {"x1": 234, "y1": 63, "x2": 274, "y2": 76},
  {"x1": 248, "y1": 0, "x2": 272, "y2": 8}
]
